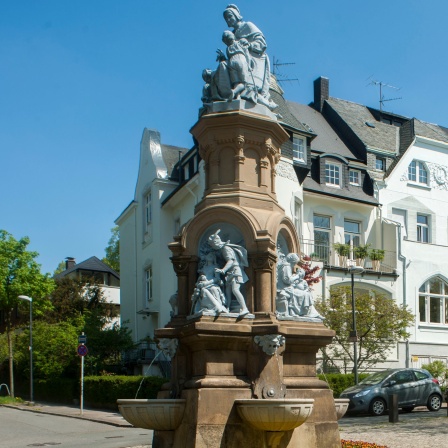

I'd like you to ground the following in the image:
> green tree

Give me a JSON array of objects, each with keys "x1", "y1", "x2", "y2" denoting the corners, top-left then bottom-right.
[
  {"x1": 316, "y1": 287, "x2": 414, "y2": 373},
  {"x1": 15, "y1": 318, "x2": 83, "y2": 379},
  {"x1": 43, "y1": 276, "x2": 133, "y2": 375},
  {"x1": 53, "y1": 260, "x2": 66, "y2": 275},
  {"x1": 0, "y1": 230, "x2": 54, "y2": 397},
  {"x1": 102, "y1": 226, "x2": 120, "y2": 274}
]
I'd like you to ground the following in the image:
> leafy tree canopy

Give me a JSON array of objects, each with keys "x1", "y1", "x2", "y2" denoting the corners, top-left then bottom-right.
[
  {"x1": 53, "y1": 260, "x2": 66, "y2": 276},
  {"x1": 102, "y1": 226, "x2": 119, "y2": 274},
  {"x1": 15, "y1": 318, "x2": 83, "y2": 379},
  {"x1": 316, "y1": 287, "x2": 414, "y2": 374},
  {"x1": 0, "y1": 229, "x2": 54, "y2": 322}
]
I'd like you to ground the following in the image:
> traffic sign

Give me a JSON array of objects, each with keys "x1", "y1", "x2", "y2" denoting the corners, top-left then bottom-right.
[
  {"x1": 77, "y1": 344, "x2": 88, "y2": 357},
  {"x1": 78, "y1": 335, "x2": 87, "y2": 344}
]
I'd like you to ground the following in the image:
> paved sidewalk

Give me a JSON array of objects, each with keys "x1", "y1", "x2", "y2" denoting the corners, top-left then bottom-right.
[
  {"x1": 2, "y1": 401, "x2": 131, "y2": 427},
  {"x1": 339, "y1": 405, "x2": 448, "y2": 447}
]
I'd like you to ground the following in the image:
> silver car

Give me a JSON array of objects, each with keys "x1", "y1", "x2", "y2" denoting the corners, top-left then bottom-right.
[{"x1": 339, "y1": 368, "x2": 443, "y2": 416}]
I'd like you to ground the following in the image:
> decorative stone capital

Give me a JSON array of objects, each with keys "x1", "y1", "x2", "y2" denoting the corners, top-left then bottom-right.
[
  {"x1": 157, "y1": 338, "x2": 179, "y2": 358},
  {"x1": 172, "y1": 261, "x2": 189, "y2": 275},
  {"x1": 254, "y1": 334, "x2": 285, "y2": 355},
  {"x1": 235, "y1": 135, "x2": 245, "y2": 150}
]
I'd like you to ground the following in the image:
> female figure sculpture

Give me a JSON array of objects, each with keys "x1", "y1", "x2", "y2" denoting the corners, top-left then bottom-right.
[
  {"x1": 202, "y1": 4, "x2": 277, "y2": 110},
  {"x1": 277, "y1": 253, "x2": 323, "y2": 319}
]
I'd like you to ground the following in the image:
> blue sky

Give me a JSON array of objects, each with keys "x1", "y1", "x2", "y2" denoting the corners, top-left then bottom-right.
[{"x1": 1, "y1": 1, "x2": 447, "y2": 274}]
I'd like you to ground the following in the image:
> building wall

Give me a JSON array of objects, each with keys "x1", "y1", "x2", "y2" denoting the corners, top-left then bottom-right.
[{"x1": 379, "y1": 137, "x2": 448, "y2": 365}]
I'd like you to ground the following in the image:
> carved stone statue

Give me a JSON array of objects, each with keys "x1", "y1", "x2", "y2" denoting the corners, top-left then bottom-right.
[
  {"x1": 276, "y1": 253, "x2": 323, "y2": 320},
  {"x1": 169, "y1": 291, "x2": 178, "y2": 317},
  {"x1": 202, "y1": 4, "x2": 277, "y2": 110},
  {"x1": 191, "y1": 274, "x2": 228, "y2": 315},
  {"x1": 207, "y1": 229, "x2": 249, "y2": 316}
]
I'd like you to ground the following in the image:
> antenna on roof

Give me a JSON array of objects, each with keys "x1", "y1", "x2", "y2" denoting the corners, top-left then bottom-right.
[
  {"x1": 272, "y1": 56, "x2": 299, "y2": 85},
  {"x1": 367, "y1": 77, "x2": 402, "y2": 111}
]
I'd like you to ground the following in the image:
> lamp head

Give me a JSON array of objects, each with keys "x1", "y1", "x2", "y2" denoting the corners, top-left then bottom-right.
[
  {"x1": 348, "y1": 266, "x2": 365, "y2": 275},
  {"x1": 18, "y1": 295, "x2": 32, "y2": 302}
]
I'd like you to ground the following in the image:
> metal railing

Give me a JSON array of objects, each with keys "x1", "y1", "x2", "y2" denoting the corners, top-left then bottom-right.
[{"x1": 300, "y1": 239, "x2": 397, "y2": 274}]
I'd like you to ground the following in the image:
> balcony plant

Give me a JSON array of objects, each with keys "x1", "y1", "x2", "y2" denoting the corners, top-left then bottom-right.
[
  {"x1": 369, "y1": 248, "x2": 385, "y2": 271},
  {"x1": 353, "y1": 244, "x2": 371, "y2": 267},
  {"x1": 333, "y1": 243, "x2": 350, "y2": 268}
]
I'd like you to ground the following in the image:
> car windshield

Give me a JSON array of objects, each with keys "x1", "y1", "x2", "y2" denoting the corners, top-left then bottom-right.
[{"x1": 359, "y1": 371, "x2": 392, "y2": 385}]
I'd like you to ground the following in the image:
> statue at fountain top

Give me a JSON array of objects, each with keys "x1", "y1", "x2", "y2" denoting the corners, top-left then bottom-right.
[{"x1": 201, "y1": 4, "x2": 277, "y2": 111}]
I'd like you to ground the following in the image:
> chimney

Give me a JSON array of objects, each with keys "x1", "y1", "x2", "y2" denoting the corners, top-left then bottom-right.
[
  {"x1": 65, "y1": 257, "x2": 76, "y2": 270},
  {"x1": 313, "y1": 76, "x2": 329, "y2": 112}
]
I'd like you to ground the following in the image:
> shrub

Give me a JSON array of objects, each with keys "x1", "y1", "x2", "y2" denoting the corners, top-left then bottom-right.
[
  {"x1": 318, "y1": 373, "x2": 369, "y2": 398},
  {"x1": 421, "y1": 360, "x2": 447, "y2": 387},
  {"x1": 34, "y1": 378, "x2": 78, "y2": 403},
  {"x1": 84, "y1": 375, "x2": 167, "y2": 409}
]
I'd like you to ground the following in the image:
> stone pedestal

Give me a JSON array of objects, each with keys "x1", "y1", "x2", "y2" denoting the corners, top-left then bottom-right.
[{"x1": 153, "y1": 105, "x2": 340, "y2": 447}]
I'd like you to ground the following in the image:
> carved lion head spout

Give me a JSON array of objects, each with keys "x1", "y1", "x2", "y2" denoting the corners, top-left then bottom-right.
[{"x1": 255, "y1": 334, "x2": 286, "y2": 356}]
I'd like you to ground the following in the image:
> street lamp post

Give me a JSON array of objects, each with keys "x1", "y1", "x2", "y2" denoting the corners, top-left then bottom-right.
[
  {"x1": 18, "y1": 295, "x2": 33, "y2": 403},
  {"x1": 347, "y1": 266, "x2": 364, "y2": 385}
]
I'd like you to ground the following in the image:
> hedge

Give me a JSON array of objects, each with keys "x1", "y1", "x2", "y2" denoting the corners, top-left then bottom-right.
[
  {"x1": 29, "y1": 378, "x2": 78, "y2": 403},
  {"x1": 318, "y1": 373, "x2": 369, "y2": 398},
  {"x1": 84, "y1": 375, "x2": 167, "y2": 409}
]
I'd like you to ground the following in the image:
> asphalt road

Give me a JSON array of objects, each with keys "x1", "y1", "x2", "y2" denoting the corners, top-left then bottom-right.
[{"x1": 0, "y1": 407, "x2": 153, "y2": 448}]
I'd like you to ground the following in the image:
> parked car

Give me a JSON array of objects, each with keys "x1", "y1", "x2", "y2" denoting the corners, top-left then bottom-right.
[{"x1": 339, "y1": 368, "x2": 443, "y2": 416}]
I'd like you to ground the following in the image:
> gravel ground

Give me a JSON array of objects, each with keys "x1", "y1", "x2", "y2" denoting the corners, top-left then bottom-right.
[{"x1": 338, "y1": 406, "x2": 448, "y2": 447}]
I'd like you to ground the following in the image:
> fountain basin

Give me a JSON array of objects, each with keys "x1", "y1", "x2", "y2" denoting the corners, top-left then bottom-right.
[
  {"x1": 334, "y1": 398, "x2": 350, "y2": 420},
  {"x1": 117, "y1": 399, "x2": 186, "y2": 430},
  {"x1": 235, "y1": 399, "x2": 314, "y2": 432}
]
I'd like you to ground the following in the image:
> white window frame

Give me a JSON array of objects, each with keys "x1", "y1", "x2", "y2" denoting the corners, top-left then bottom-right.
[
  {"x1": 419, "y1": 277, "x2": 448, "y2": 325},
  {"x1": 293, "y1": 136, "x2": 305, "y2": 162},
  {"x1": 417, "y1": 214, "x2": 430, "y2": 243},
  {"x1": 294, "y1": 199, "x2": 302, "y2": 239},
  {"x1": 375, "y1": 157, "x2": 385, "y2": 171},
  {"x1": 144, "y1": 190, "x2": 152, "y2": 235},
  {"x1": 408, "y1": 160, "x2": 428, "y2": 185},
  {"x1": 145, "y1": 266, "x2": 153, "y2": 306},
  {"x1": 349, "y1": 169, "x2": 360, "y2": 186},
  {"x1": 325, "y1": 161, "x2": 341, "y2": 187},
  {"x1": 344, "y1": 219, "x2": 361, "y2": 258}
]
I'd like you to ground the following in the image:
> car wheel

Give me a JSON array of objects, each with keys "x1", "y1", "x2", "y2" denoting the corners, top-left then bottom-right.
[
  {"x1": 402, "y1": 406, "x2": 414, "y2": 413},
  {"x1": 369, "y1": 398, "x2": 386, "y2": 416},
  {"x1": 427, "y1": 394, "x2": 442, "y2": 412}
]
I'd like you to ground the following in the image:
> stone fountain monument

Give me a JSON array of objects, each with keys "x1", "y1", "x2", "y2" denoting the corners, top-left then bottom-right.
[{"x1": 119, "y1": 5, "x2": 342, "y2": 447}]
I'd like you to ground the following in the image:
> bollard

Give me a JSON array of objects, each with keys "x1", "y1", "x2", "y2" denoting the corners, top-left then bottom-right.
[
  {"x1": 446, "y1": 391, "x2": 448, "y2": 417},
  {"x1": 388, "y1": 394, "x2": 399, "y2": 423}
]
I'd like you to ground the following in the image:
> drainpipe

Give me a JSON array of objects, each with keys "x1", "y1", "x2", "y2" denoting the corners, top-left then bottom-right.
[{"x1": 382, "y1": 217, "x2": 409, "y2": 368}]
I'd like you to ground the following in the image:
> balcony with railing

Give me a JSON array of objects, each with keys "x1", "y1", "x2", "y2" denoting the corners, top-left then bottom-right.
[{"x1": 300, "y1": 239, "x2": 397, "y2": 274}]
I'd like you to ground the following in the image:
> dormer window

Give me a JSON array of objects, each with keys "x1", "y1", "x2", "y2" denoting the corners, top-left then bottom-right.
[
  {"x1": 349, "y1": 169, "x2": 360, "y2": 186},
  {"x1": 408, "y1": 160, "x2": 428, "y2": 185},
  {"x1": 325, "y1": 161, "x2": 341, "y2": 187},
  {"x1": 293, "y1": 136, "x2": 305, "y2": 162},
  {"x1": 375, "y1": 157, "x2": 385, "y2": 171}
]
